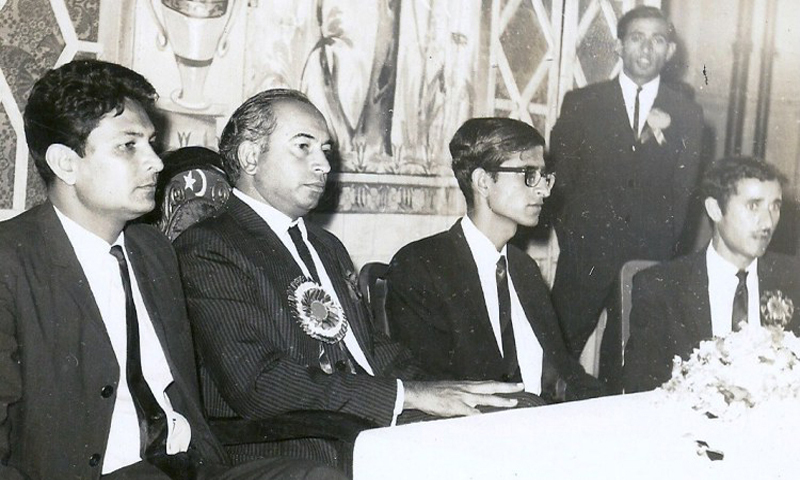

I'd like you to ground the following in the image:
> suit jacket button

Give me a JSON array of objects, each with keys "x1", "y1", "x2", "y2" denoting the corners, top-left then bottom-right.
[
  {"x1": 335, "y1": 360, "x2": 348, "y2": 372},
  {"x1": 100, "y1": 385, "x2": 114, "y2": 398},
  {"x1": 500, "y1": 373, "x2": 511, "y2": 382},
  {"x1": 89, "y1": 453, "x2": 102, "y2": 467}
]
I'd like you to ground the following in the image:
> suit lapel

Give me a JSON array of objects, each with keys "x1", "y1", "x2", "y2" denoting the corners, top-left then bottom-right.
[
  {"x1": 680, "y1": 252, "x2": 712, "y2": 339},
  {"x1": 447, "y1": 222, "x2": 505, "y2": 364},
  {"x1": 227, "y1": 197, "x2": 307, "y2": 284},
  {"x1": 307, "y1": 227, "x2": 377, "y2": 360},
  {"x1": 38, "y1": 203, "x2": 112, "y2": 344},
  {"x1": 224, "y1": 198, "x2": 308, "y2": 353},
  {"x1": 607, "y1": 80, "x2": 636, "y2": 143}
]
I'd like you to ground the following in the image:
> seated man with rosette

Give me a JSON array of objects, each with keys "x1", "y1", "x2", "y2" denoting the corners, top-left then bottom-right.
[
  {"x1": 623, "y1": 156, "x2": 800, "y2": 393},
  {"x1": 174, "y1": 89, "x2": 525, "y2": 467},
  {"x1": 385, "y1": 117, "x2": 604, "y2": 402}
]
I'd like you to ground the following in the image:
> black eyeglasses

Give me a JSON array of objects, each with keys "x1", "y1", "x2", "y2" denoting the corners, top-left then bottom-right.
[{"x1": 484, "y1": 167, "x2": 556, "y2": 189}]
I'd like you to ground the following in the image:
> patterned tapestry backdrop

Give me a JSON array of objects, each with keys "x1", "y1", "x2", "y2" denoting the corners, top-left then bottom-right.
[
  {"x1": 0, "y1": 0, "x2": 100, "y2": 212},
  {"x1": 1, "y1": 0, "x2": 656, "y2": 220}
]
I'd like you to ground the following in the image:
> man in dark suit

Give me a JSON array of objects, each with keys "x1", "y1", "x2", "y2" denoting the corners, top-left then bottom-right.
[
  {"x1": 549, "y1": 6, "x2": 705, "y2": 390},
  {"x1": 624, "y1": 157, "x2": 800, "y2": 393},
  {"x1": 385, "y1": 118, "x2": 604, "y2": 402},
  {"x1": 174, "y1": 90, "x2": 524, "y2": 467},
  {"x1": 0, "y1": 60, "x2": 342, "y2": 480}
]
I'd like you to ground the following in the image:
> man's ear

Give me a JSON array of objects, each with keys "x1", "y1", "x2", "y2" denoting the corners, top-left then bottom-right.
[
  {"x1": 471, "y1": 167, "x2": 492, "y2": 201},
  {"x1": 237, "y1": 141, "x2": 260, "y2": 176},
  {"x1": 614, "y1": 38, "x2": 623, "y2": 57},
  {"x1": 704, "y1": 197, "x2": 723, "y2": 223},
  {"x1": 666, "y1": 41, "x2": 677, "y2": 62},
  {"x1": 45, "y1": 144, "x2": 80, "y2": 185}
]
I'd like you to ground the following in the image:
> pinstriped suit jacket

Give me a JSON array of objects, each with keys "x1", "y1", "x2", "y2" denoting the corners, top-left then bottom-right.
[{"x1": 174, "y1": 197, "x2": 423, "y2": 464}]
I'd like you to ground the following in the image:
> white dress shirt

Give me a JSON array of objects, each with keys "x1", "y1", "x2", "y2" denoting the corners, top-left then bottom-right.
[
  {"x1": 619, "y1": 71, "x2": 660, "y2": 137},
  {"x1": 233, "y1": 189, "x2": 404, "y2": 422},
  {"x1": 706, "y1": 244, "x2": 760, "y2": 337},
  {"x1": 461, "y1": 216, "x2": 544, "y2": 394},
  {"x1": 55, "y1": 207, "x2": 191, "y2": 474}
]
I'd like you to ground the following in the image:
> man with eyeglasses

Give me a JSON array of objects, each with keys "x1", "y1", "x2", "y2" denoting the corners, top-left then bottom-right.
[{"x1": 385, "y1": 118, "x2": 605, "y2": 402}]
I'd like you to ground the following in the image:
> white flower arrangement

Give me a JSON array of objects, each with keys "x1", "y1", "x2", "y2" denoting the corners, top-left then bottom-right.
[{"x1": 661, "y1": 322, "x2": 800, "y2": 420}]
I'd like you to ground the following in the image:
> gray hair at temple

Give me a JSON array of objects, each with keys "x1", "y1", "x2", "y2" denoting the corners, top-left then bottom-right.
[
  {"x1": 449, "y1": 117, "x2": 546, "y2": 208},
  {"x1": 617, "y1": 6, "x2": 675, "y2": 41},
  {"x1": 218, "y1": 88, "x2": 317, "y2": 184},
  {"x1": 701, "y1": 156, "x2": 787, "y2": 213}
]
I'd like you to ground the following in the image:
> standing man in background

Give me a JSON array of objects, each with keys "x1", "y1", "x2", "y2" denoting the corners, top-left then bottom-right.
[{"x1": 549, "y1": 5, "x2": 704, "y2": 391}]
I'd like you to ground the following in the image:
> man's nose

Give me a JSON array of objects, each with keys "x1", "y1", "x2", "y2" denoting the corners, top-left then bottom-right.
[
  {"x1": 535, "y1": 184, "x2": 551, "y2": 199},
  {"x1": 312, "y1": 149, "x2": 331, "y2": 174},
  {"x1": 146, "y1": 145, "x2": 164, "y2": 173},
  {"x1": 759, "y1": 208, "x2": 780, "y2": 231}
]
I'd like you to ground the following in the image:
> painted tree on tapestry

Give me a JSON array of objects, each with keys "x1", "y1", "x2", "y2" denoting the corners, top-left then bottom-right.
[{"x1": 300, "y1": 0, "x2": 401, "y2": 172}]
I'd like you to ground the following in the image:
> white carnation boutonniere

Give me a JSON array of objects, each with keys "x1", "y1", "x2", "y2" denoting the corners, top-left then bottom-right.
[
  {"x1": 760, "y1": 290, "x2": 794, "y2": 328},
  {"x1": 287, "y1": 277, "x2": 349, "y2": 344},
  {"x1": 642, "y1": 108, "x2": 671, "y2": 146}
]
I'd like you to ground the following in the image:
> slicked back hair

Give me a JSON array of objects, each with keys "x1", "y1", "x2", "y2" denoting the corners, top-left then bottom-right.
[
  {"x1": 23, "y1": 59, "x2": 157, "y2": 186},
  {"x1": 449, "y1": 117, "x2": 546, "y2": 208},
  {"x1": 617, "y1": 6, "x2": 675, "y2": 41},
  {"x1": 218, "y1": 89, "x2": 317, "y2": 185}
]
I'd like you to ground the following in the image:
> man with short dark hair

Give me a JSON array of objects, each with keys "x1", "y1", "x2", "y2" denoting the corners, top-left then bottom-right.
[
  {"x1": 0, "y1": 59, "x2": 342, "y2": 480},
  {"x1": 623, "y1": 156, "x2": 800, "y2": 393},
  {"x1": 549, "y1": 5, "x2": 705, "y2": 390},
  {"x1": 174, "y1": 90, "x2": 524, "y2": 467},
  {"x1": 385, "y1": 117, "x2": 604, "y2": 401}
]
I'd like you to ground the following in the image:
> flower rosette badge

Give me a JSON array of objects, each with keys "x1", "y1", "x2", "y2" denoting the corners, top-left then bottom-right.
[
  {"x1": 642, "y1": 108, "x2": 671, "y2": 145},
  {"x1": 287, "y1": 277, "x2": 348, "y2": 344},
  {"x1": 760, "y1": 290, "x2": 794, "y2": 328}
]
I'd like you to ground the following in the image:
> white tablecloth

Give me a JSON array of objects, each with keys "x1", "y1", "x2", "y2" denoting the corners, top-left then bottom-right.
[{"x1": 353, "y1": 392, "x2": 798, "y2": 480}]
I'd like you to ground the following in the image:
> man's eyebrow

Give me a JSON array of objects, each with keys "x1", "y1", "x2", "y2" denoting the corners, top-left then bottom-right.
[
  {"x1": 121, "y1": 129, "x2": 152, "y2": 138},
  {"x1": 292, "y1": 132, "x2": 333, "y2": 145}
]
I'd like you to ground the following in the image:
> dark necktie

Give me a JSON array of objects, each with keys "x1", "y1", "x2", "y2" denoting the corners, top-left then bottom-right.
[
  {"x1": 732, "y1": 270, "x2": 748, "y2": 331},
  {"x1": 633, "y1": 86, "x2": 642, "y2": 140},
  {"x1": 287, "y1": 226, "x2": 355, "y2": 374},
  {"x1": 496, "y1": 256, "x2": 520, "y2": 382},
  {"x1": 288, "y1": 224, "x2": 321, "y2": 283},
  {"x1": 109, "y1": 246, "x2": 168, "y2": 459}
]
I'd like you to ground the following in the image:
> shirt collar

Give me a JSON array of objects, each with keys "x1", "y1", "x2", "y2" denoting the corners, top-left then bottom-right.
[
  {"x1": 619, "y1": 70, "x2": 660, "y2": 99},
  {"x1": 233, "y1": 188, "x2": 305, "y2": 235},
  {"x1": 706, "y1": 242, "x2": 757, "y2": 277},
  {"x1": 53, "y1": 205, "x2": 124, "y2": 258},
  {"x1": 461, "y1": 216, "x2": 507, "y2": 267}
]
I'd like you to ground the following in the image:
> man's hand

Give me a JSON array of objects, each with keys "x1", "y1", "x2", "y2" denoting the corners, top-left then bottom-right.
[{"x1": 403, "y1": 381, "x2": 524, "y2": 417}]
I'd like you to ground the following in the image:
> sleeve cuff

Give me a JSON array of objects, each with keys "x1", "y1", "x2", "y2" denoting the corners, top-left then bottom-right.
[{"x1": 391, "y1": 379, "x2": 404, "y2": 426}]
